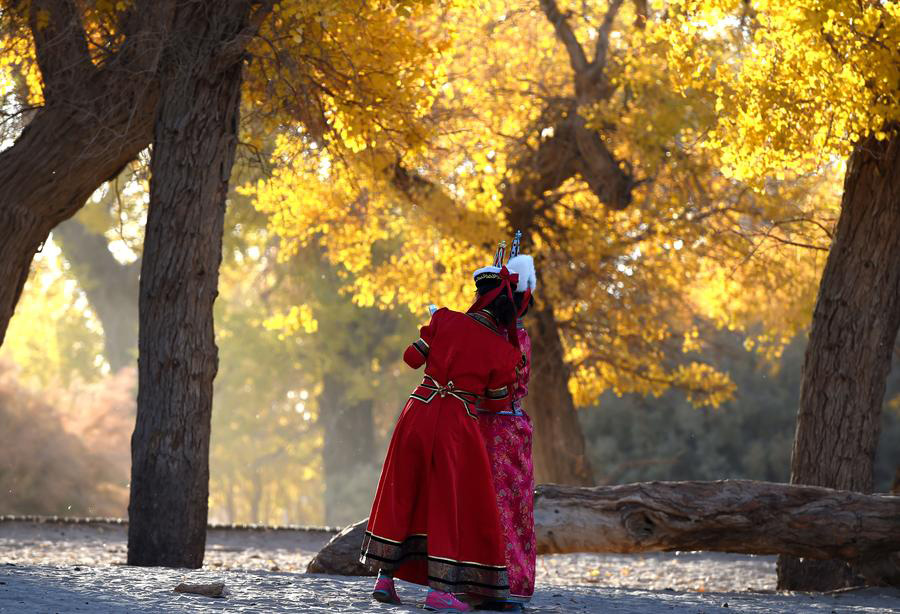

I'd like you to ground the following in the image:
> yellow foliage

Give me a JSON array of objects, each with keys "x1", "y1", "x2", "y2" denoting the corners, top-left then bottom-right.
[
  {"x1": 264, "y1": 304, "x2": 318, "y2": 336},
  {"x1": 0, "y1": 24, "x2": 42, "y2": 105},
  {"x1": 661, "y1": 0, "x2": 900, "y2": 183},
  {"x1": 252, "y1": 0, "x2": 841, "y2": 409},
  {"x1": 0, "y1": 0, "x2": 846, "y2": 411}
]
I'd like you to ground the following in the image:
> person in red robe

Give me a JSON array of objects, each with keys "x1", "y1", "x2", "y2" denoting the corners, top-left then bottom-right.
[{"x1": 360, "y1": 264, "x2": 525, "y2": 613}]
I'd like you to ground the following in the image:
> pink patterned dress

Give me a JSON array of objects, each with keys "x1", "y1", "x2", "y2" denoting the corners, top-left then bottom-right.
[{"x1": 477, "y1": 323, "x2": 535, "y2": 602}]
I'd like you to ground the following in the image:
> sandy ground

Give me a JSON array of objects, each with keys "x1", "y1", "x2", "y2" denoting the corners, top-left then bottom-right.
[{"x1": 2, "y1": 519, "x2": 899, "y2": 613}]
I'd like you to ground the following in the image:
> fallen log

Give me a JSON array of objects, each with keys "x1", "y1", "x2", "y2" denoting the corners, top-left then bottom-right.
[
  {"x1": 535, "y1": 480, "x2": 900, "y2": 560},
  {"x1": 307, "y1": 480, "x2": 900, "y2": 582}
]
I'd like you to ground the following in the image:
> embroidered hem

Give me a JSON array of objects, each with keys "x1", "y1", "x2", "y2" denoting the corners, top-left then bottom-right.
[{"x1": 360, "y1": 531, "x2": 510, "y2": 598}]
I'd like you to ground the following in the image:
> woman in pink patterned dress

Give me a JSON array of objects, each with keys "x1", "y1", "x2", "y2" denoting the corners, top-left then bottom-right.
[{"x1": 475, "y1": 235, "x2": 537, "y2": 611}]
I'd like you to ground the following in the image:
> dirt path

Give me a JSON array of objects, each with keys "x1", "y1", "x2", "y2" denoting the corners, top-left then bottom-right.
[
  {"x1": 2, "y1": 564, "x2": 899, "y2": 613},
  {"x1": 1, "y1": 519, "x2": 898, "y2": 613}
]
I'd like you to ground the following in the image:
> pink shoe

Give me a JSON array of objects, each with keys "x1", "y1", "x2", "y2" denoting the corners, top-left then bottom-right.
[
  {"x1": 372, "y1": 576, "x2": 402, "y2": 605},
  {"x1": 424, "y1": 589, "x2": 473, "y2": 613}
]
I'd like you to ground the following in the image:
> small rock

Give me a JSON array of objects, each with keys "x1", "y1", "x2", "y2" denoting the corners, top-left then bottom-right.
[{"x1": 174, "y1": 582, "x2": 226, "y2": 598}]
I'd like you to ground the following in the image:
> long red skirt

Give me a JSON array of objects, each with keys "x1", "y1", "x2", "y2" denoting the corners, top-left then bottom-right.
[{"x1": 360, "y1": 388, "x2": 510, "y2": 599}]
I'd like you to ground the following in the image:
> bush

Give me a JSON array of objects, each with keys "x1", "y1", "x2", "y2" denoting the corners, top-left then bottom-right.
[{"x1": 0, "y1": 361, "x2": 134, "y2": 517}]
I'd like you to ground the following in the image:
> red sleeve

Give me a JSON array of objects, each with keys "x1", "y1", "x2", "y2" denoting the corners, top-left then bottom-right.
[
  {"x1": 481, "y1": 347, "x2": 524, "y2": 412},
  {"x1": 402, "y1": 309, "x2": 443, "y2": 369}
]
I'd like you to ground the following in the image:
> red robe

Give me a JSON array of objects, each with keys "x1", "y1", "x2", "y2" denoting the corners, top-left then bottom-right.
[{"x1": 360, "y1": 308, "x2": 522, "y2": 598}]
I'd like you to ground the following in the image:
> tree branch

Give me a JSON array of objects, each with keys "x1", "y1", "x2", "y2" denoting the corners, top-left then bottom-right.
[
  {"x1": 217, "y1": 0, "x2": 277, "y2": 71},
  {"x1": 27, "y1": 0, "x2": 94, "y2": 101},
  {"x1": 389, "y1": 161, "x2": 496, "y2": 231},
  {"x1": 593, "y1": 0, "x2": 625, "y2": 70},
  {"x1": 539, "y1": 0, "x2": 589, "y2": 74},
  {"x1": 632, "y1": 0, "x2": 648, "y2": 29}
]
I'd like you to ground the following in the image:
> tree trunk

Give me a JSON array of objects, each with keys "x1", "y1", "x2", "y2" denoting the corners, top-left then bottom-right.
[
  {"x1": 53, "y1": 218, "x2": 140, "y2": 371},
  {"x1": 779, "y1": 127, "x2": 900, "y2": 591},
  {"x1": 127, "y1": 7, "x2": 247, "y2": 568},
  {"x1": 320, "y1": 374, "x2": 375, "y2": 526},
  {"x1": 526, "y1": 306, "x2": 595, "y2": 485},
  {"x1": 533, "y1": 481, "x2": 900, "y2": 561},
  {"x1": 307, "y1": 480, "x2": 900, "y2": 586},
  {"x1": 225, "y1": 480, "x2": 236, "y2": 524}
]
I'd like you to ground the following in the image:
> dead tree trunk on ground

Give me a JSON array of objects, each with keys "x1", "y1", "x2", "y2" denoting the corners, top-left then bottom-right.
[
  {"x1": 307, "y1": 480, "x2": 900, "y2": 587},
  {"x1": 534, "y1": 481, "x2": 900, "y2": 562}
]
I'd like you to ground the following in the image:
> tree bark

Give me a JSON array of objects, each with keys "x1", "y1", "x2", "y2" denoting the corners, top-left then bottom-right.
[
  {"x1": 53, "y1": 218, "x2": 140, "y2": 371},
  {"x1": 779, "y1": 127, "x2": 900, "y2": 591},
  {"x1": 526, "y1": 306, "x2": 595, "y2": 485},
  {"x1": 320, "y1": 374, "x2": 375, "y2": 527},
  {"x1": 308, "y1": 480, "x2": 900, "y2": 586},
  {"x1": 127, "y1": 4, "x2": 249, "y2": 568},
  {"x1": 0, "y1": 0, "x2": 172, "y2": 347},
  {"x1": 533, "y1": 481, "x2": 900, "y2": 561}
]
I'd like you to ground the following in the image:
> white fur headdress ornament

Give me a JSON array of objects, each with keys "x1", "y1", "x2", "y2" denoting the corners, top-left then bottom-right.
[{"x1": 506, "y1": 254, "x2": 536, "y2": 293}]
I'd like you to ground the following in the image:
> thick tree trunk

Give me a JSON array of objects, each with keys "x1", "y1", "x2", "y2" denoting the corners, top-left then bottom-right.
[
  {"x1": 778, "y1": 128, "x2": 900, "y2": 591},
  {"x1": 526, "y1": 306, "x2": 595, "y2": 485},
  {"x1": 320, "y1": 374, "x2": 375, "y2": 526},
  {"x1": 308, "y1": 480, "x2": 900, "y2": 585},
  {"x1": 127, "y1": 6, "x2": 248, "y2": 568},
  {"x1": 54, "y1": 218, "x2": 140, "y2": 371}
]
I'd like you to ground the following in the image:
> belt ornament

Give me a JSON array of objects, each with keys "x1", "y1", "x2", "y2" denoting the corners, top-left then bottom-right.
[{"x1": 410, "y1": 375, "x2": 480, "y2": 419}]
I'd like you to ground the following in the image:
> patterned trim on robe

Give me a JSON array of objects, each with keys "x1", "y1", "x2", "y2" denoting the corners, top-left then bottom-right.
[
  {"x1": 466, "y1": 311, "x2": 506, "y2": 338},
  {"x1": 360, "y1": 531, "x2": 510, "y2": 598},
  {"x1": 412, "y1": 338, "x2": 430, "y2": 358}
]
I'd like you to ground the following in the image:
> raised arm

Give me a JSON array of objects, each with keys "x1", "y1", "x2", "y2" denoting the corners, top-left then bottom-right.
[{"x1": 403, "y1": 308, "x2": 444, "y2": 369}]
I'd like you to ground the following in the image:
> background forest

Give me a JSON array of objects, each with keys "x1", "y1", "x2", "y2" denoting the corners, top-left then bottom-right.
[
  {"x1": 4, "y1": 213, "x2": 899, "y2": 526},
  {"x1": 1, "y1": 0, "x2": 898, "y2": 531}
]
